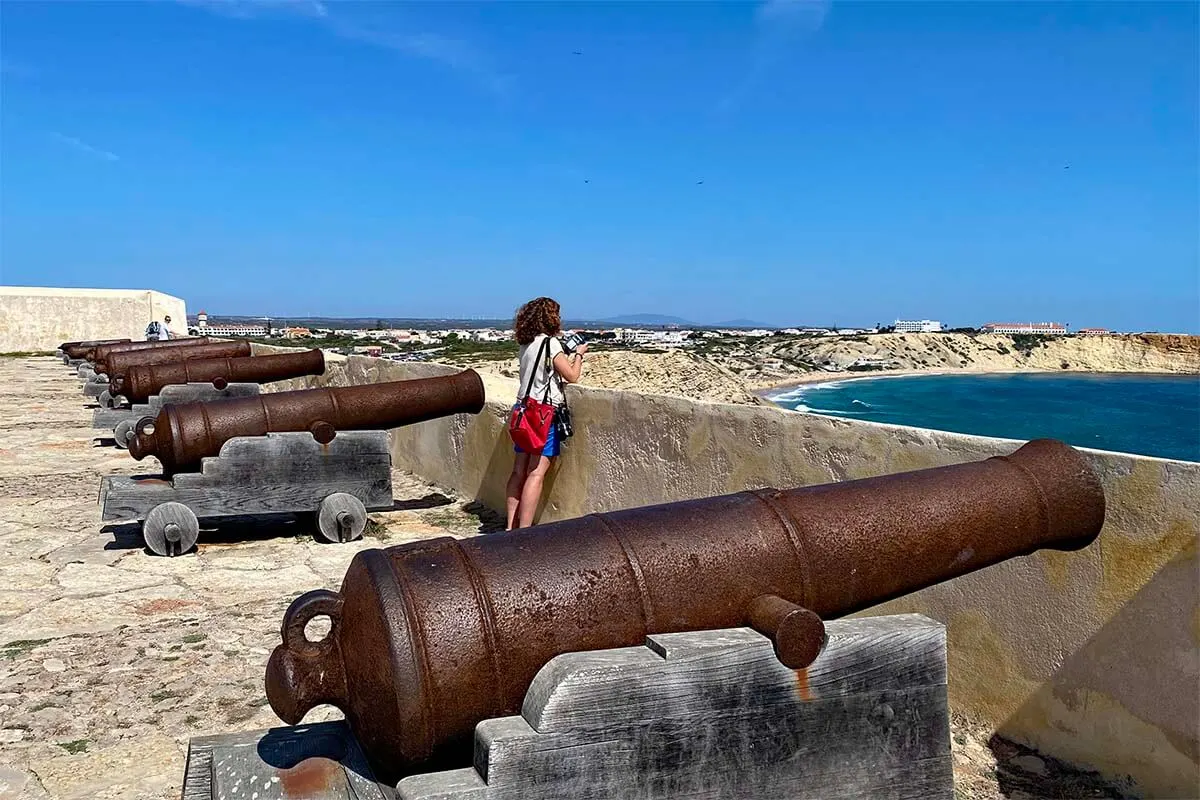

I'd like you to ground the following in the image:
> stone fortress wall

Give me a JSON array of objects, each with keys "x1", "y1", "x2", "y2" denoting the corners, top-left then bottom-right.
[{"x1": 0, "y1": 286, "x2": 186, "y2": 352}]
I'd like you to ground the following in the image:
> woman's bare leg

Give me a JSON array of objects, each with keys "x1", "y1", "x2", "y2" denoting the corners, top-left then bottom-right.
[
  {"x1": 516, "y1": 454, "x2": 554, "y2": 529},
  {"x1": 505, "y1": 452, "x2": 530, "y2": 531}
]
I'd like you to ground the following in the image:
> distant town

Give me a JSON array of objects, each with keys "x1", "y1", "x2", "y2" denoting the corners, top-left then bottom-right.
[{"x1": 188, "y1": 310, "x2": 1120, "y2": 362}]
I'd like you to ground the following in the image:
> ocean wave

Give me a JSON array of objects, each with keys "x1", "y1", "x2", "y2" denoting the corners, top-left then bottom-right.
[
  {"x1": 789, "y1": 405, "x2": 873, "y2": 416},
  {"x1": 766, "y1": 378, "x2": 857, "y2": 401}
]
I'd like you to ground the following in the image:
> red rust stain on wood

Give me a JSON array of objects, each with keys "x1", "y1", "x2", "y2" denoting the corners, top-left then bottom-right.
[
  {"x1": 795, "y1": 667, "x2": 812, "y2": 701},
  {"x1": 279, "y1": 756, "x2": 343, "y2": 796}
]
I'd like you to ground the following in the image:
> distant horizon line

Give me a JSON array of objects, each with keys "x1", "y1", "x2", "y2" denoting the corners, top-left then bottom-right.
[{"x1": 184, "y1": 313, "x2": 1184, "y2": 334}]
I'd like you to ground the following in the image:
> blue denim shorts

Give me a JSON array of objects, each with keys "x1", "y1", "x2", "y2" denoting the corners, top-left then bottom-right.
[{"x1": 513, "y1": 405, "x2": 561, "y2": 458}]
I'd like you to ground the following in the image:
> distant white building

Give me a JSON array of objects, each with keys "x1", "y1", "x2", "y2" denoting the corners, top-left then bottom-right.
[
  {"x1": 894, "y1": 319, "x2": 944, "y2": 333},
  {"x1": 982, "y1": 322, "x2": 1068, "y2": 335},
  {"x1": 193, "y1": 311, "x2": 268, "y2": 338},
  {"x1": 612, "y1": 328, "x2": 691, "y2": 347}
]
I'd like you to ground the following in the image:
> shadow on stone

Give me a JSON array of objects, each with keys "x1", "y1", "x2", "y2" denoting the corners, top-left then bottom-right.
[
  {"x1": 463, "y1": 500, "x2": 505, "y2": 533},
  {"x1": 391, "y1": 493, "x2": 452, "y2": 512},
  {"x1": 101, "y1": 522, "x2": 147, "y2": 551},
  {"x1": 102, "y1": 513, "x2": 313, "y2": 554},
  {"x1": 987, "y1": 734, "x2": 1132, "y2": 799},
  {"x1": 195, "y1": 513, "x2": 306, "y2": 548}
]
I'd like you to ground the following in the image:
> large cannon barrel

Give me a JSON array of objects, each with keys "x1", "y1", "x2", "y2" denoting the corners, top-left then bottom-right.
[
  {"x1": 60, "y1": 338, "x2": 130, "y2": 358},
  {"x1": 112, "y1": 348, "x2": 325, "y2": 404},
  {"x1": 129, "y1": 369, "x2": 487, "y2": 473},
  {"x1": 88, "y1": 336, "x2": 212, "y2": 364},
  {"x1": 265, "y1": 438, "x2": 1105, "y2": 781},
  {"x1": 92, "y1": 340, "x2": 225, "y2": 374},
  {"x1": 103, "y1": 341, "x2": 254, "y2": 390}
]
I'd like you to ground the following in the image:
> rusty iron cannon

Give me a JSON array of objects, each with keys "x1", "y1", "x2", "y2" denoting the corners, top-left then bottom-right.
[
  {"x1": 92, "y1": 340, "x2": 253, "y2": 407},
  {"x1": 110, "y1": 348, "x2": 325, "y2": 405},
  {"x1": 101, "y1": 369, "x2": 487, "y2": 555},
  {"x1": 265, "y1": 438, "x2": 1105, "y2": 782},
  {"x1": 99, "y1": 340, "x2": 252, "y2": 402},
  {"x1": 100, "y1": 339, "x2": 249, "y2": 377},
  {"x1": 87, "y1": 336, "x2": 212, "y2": 364},
  {"x1": 129, "y1": 369, "x2": 487, "y2": 474},
  {"x1": 60, "y1": 338, "x2": 130, "y2": 359}
]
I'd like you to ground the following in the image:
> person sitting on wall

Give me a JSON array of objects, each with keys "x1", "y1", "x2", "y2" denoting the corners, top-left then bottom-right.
[
  {"x1": 505, "y1": 296, "x2": 586, "y2": 530},
  {"x1": 145, "y1": 316, "x2": 175, "y2": 341}
]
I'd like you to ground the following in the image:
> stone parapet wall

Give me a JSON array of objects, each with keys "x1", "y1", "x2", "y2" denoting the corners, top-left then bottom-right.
[
  {"x1": 251, "y1": 343, "x2": 1199, "y2": 797},
  {"x1": 0, "y1": 286, "x2": 187, "y2": 352}
]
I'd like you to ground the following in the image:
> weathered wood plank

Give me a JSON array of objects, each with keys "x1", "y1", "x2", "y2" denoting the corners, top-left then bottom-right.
[
  {"x1": 99, "y1": 431, "x2": 393, "y2": 521},
  {"x1": 397, "y1": 615, "x2": 952, "y2": 800},
  {"x1": 182, "y1": 721, "x2": 395, "y2": 800}
]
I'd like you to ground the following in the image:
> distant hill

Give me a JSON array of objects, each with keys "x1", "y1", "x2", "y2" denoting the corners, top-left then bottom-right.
[
  {"x1": 711, "y1": 318, "x2": 774, "y2": 329},
  {"x1": 191, "y1": 312, "x2": 780, "y2": 331},
  {"x1": 602, "y1": 314, "x2": 695, "y2": 326}
]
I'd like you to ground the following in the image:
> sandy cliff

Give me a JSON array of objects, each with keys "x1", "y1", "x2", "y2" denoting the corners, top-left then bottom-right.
[
  {"x1": 743, "y1": 333, "x2": 1200, "y2": 388},
  {"x1": 446, "y1": 333, "x2": 1197, "y2": 407},
  {"x1": 458, "y1": 349, "x2": 762, "y2": 405}
]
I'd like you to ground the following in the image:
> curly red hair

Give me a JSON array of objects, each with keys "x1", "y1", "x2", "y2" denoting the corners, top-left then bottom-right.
[{"x1": 514, "y1": 297, "x2": 562, "y2": 345}]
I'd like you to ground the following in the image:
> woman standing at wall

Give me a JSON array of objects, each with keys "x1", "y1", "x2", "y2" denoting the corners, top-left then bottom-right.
[{"x1": 506, "y1": 297, "x2": 586, "y2": 530}]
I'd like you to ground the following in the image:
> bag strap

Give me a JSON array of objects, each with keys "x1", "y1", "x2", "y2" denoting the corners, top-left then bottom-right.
[
  {"x1": 540, "y1": 337, "x2": 556, "y2": 404},
  {"x1": 549, "y1": 337, "x2": 568, "y2": 403},
  {"x1": 520, "y1": 336, "x2": 552, "y2": 402}
]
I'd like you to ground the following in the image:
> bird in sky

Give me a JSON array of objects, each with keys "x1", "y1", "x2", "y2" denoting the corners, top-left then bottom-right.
[{"x1": 572, "y1": 51, "x2": 583, "y2": 55}]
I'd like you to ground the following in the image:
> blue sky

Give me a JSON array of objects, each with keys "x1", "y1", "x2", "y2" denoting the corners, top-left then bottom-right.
[{"x1": 1, "y1": 1, "x2": 1196, "y2": 331}]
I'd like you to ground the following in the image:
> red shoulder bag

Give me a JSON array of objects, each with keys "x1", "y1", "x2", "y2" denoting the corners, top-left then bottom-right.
[{"x1": 508, "y1": 337, "x2": 555, "y2": 452}]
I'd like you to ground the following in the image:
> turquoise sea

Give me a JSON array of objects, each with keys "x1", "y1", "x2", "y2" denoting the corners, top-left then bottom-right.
[{"x1": 768, "y1": 373, "x2": 1200, "y2": 463}]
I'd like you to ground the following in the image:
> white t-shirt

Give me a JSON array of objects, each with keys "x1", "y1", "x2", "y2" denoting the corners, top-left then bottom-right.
[
  {"x1": 158, "y1": 322, "x2": 172, "y2": 340},
  {"x1": 517, "y1": 334, "x2": 565, "y2": 406}
]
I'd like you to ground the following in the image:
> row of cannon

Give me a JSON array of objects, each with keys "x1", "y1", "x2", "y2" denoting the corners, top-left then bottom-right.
[
  {"x1": 53, "y1": 335, "x2": 1108, "y2": 788},
  {"x1": 60, "y1": 335, "x2": 486, "y2": 555}
]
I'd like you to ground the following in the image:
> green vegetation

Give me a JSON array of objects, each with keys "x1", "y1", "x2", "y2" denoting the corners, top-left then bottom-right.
[
  {"x1": 2, "y1": 638, "x2": 52, "y2": 659},
  {"x1": 245, "y1": 334, "x2": 401, "y2": 352},
  {"x1": 1009, "y1": 333, "x2": 1050, "y2": 356},
  {"x1": 182, "y1": 632, "x2": 207, "y2": 644},
  {"x1": 433, "y1": 334, "x2": 519, "y2": 362},
  {"x1": 362, "y1": 518, "x2": 388, "y2": 540},
  {"x1": 57, "y1": 739, "x2": 90, "y2": 754}
]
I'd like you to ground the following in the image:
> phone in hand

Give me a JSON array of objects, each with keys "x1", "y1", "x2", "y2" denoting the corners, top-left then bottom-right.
[{"x1": 561, "y1": 331, "x2": 587, "y2": 353}]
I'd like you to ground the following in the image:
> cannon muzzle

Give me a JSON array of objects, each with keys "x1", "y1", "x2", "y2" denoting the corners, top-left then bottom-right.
[
  {"x1": 103, "y1": 341, "x2": 253, "y2": 396},
  {"x1": 87, "y1": 336, "x2": 212, "y2": 364},
  {"x1": 265, "y1": 438, "x2": 1105, "y2": 781},
  {"x1": 129, "y1": 369, "x2": 487, "y2": 473},
  {"x1": 112, "y1": 348, "x2": 325, "y2": 404},
  {"x1": 60, "y1": 339, "x2": 130, "y2": 359}
]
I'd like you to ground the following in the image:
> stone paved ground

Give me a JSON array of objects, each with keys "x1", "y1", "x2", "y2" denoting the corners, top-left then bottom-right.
[
  {"x1": 0, "y1": 356, "x2": 500, "y2": 799},
  {"x1": 0, "y1": 356, "x2": 1130, "y2": 799}
]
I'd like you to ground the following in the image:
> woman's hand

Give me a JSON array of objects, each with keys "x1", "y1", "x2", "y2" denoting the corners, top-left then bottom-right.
[{"x1": 575, "y1": 343, "x2": 589, "y2": 357}]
